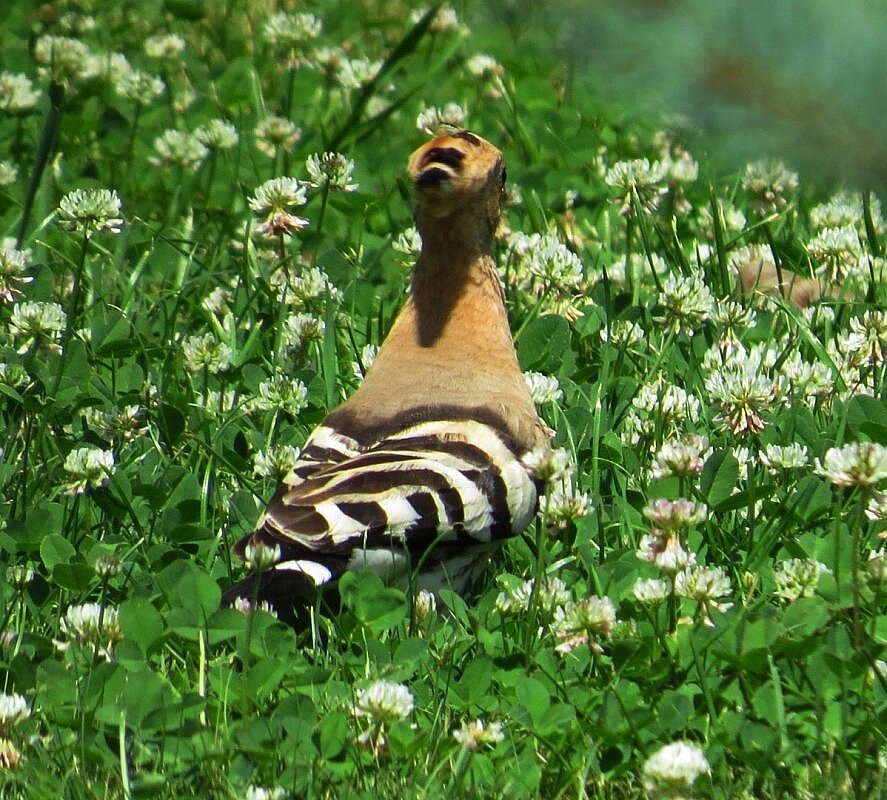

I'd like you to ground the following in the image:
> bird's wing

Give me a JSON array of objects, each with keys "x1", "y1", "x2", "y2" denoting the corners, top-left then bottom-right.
[{"x1": 232, "y1": 419, "x2": 540, "y2": 590}]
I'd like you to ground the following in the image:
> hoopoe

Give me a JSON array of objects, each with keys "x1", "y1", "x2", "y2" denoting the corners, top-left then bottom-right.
[{"x1": 225, "y1": 131, "x2": 551, "y2": 610}]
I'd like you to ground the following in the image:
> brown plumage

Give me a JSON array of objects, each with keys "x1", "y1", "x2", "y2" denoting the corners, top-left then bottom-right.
[
  {"x1": 225, "y1": 131, "x2": 549, "y2": 610},
  {"x1": 734, "y1": 251, "x2": 856, "y2": 308}
]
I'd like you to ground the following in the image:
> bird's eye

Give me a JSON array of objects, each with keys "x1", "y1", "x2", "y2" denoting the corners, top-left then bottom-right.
[{"x1": 500, "y1": 166, "x2": 507, "y2": 187}]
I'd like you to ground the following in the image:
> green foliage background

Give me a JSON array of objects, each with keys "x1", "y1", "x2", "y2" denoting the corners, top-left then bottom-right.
[{"x1": 0, "y1": 2, "x2": 885, "y2": 798}]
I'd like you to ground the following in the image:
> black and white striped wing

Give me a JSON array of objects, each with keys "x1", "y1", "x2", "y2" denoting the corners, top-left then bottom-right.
[{"x1": 234, "y1": 419, "x2": 539, "y2": 593}]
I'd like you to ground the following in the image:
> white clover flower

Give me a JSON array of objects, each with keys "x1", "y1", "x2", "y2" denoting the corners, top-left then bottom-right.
[
  {"x1": 698, "y1": 198, "x2": 746, "y2": 239},
  {"x1": 760, "y1": 443, "x2": 809, "y2": 473},
  {"x1": 57, "y1": 12, "x2": 95, "y2": 35},
  {"x1": 495, "y1": 576, "x2": 571, "y2": 615},
  {"x1": 84, "y1": 404, "x2": 148, "y2": 443},
  {"x1": 353, "y1": 680, "x2": 414, "y2": 724},
  {"x1": 306, "y1": 152, "x2": 358, "y2": 192},
  {"x1": 60, "y1": 603, "x2": 122, "y2": 649},
  {"x1": 626, "y1": 376, "x2": 702, "y2": 445},
  {"x1": 245, "y1": 787, "x2": 288, "y2": 800},
  {"x1": 0, "y1": 736, "x2": 21, "y2": 769},
  {"x1": 393, "y1": 227, "x2": 422, "y2": 260},
  {"x1": 815, "y1": 442, "x2": 887, "y2": 488},
  {"x1": 232, "y1": 598, "x2": 278, "y2": 619},
  {"x1": 733, "y1": 446, "x2": 754, "y2": 477},
  {"x1": 453, "y1": 719, "x2": 505, "y2": 750},
  {"x1": 58, "y1": 189, "x2": 123, "y2": 235},
  {"x1": 741, "y1": 159, "x2": 798, "y2": 213},
  {"x1": 658, "y1": 271, "x2": 716, "y2": 335},
  {"x1": 524, "y1": 372, "x2": 563, "y2": 405},
  {"x1": 264, "y1": 12, "x2": 322, "y2": 48},
  {"x1": 539, "y1": 482, "x2": 591, "y2": 529},
  {"x1": 248, "y1": 178, "x2": 308, "y2": 214},
  {"x1": 0, "y1": 72, "x2": 40, "y2": 114},
  {"x1": 94, "y1": 553, "x2": 122, "y2": 579},
  {"x1": 643, "y1": 498, "x2": 707, "y2": 531},
  {"x1": 523, "y1": 446, "x2": 572, "y2": 484},
  {"x1": 773, "y1": 558, "x2": 830, "y2": 602},
  {"x1": 866, "y1": 490, "x2": 887, "y2": 522},
  {"x1": 414, "y1": 589, "x2": 437, "y2": 624},
  {"x1": 806, "y1": 225, "x2": 864, "y2": 283},
  {"x1": 0, "y1": 240, "x2": 32, "y2": 301},
  {"x1": 867, "y1": 549, "x2": 887, "y2": 584},
  {"x1": 465, "y1": 54, "x2": 503, "y2": 79},
  {"x1": 11, "y1": 301, "x2": 66, "y2": 353},
  {"x1": 664, "y1": 150, "x2": 699, "y2": 183},
  {"x1": 6, "y1": 566, "x2": 34, "y2": 589},
  {"x1": 0, "y1": 694, "x2": 30, "y2": 735},
  {"x1": 714, "y1": 299, "x2": 756, "y2": 339},
  {"x1": 412, "y1": 5, "x2": 467, "y2": 34},
  {"x1": 254, "y1": 115, "x2": 302, "y2": 157},
  {"x1": 144, "y1": 33, "x2": 186, "y2": 60},
  {"x1": 151, "y1": 129, "x2": 209, "y2": 169},
  {"x1": 182, "y1": 333, "x2": 232, "y2": 374},
  {"x1": 632, "y1": 577, "x2": 672, "y2": 605},
  {"x1": 0, "y1": 160, "x2": 17, "y2": 186},
  {"x1": 253, "y1": 375, "x2": 309, "y2": 415},
  {"x1": 840, "y1": 310, "x2": 887, "y2": 367},
  {"x1": 352, "y1": 343, "x2": 379, "y2": 381},
  {"x1": 281, "y1": 313, "x2": 325, "y2": 354},
  {"x1": 779, "y1": 351, "x2": 835, "y2": 405},
  {"x1": 553, "y1": 596, "x2": 617, "y2": 654},
  {"x1": 92, "y1": 51, "x2": 133, "y2": 85},
  {"x1": 824, "y1": 340, "x2": 863, "y2": 400},
  {"x1": 600, "y1": 319, "x2": 645, "y2": 351},
  {"x1": 63, "y1": 446, "x2": 115, "y2": 494},
  {"x1": 642, "y1": 741, "x2": 710, "y2": 792},
  {"x1": 650, "y1": 435, "x2": 710, "y2": 480},
  {"x1": 202, "y1": 287, "x2": 231, "y2": 317},
  {"x1": 604, "y1": 158, "x2": 668, "y2": 215},
  {"x1": 34, "y1": 35, "x2": 96, "y2": 84},
  {"x1": 191, "y1": 387, "x2": 237, "y2": 414},
  {"x1": 337, "y1": 57, "x2": 382, "y2": 91},
  {"x1": 244, "y1": 542, "x2": 282, "y2": 572},
  {"x1": 509, "y1": 232, "x2": 584, "y2": 295},
  {"x1": 801, "y1": 303, "x2": 836, "y2": 328},
  {"x1": 705, "y1": 362, "x2": 779, "y2": 436},
  {"x1": 277, "y1": 266, "x2": 342, "y2": 308},
  {"x1": 254, "y1": 444, "x2": 302, "y2": 479},
  {"x1": 637, "y1": 535, "x2": 697, "y2": 575},
  {"x1": 195, "y1": 119, "x2": 239, "y2": 150},
  {"x1": 0, "y1": 363, "x2": 28, "y2": 388},
  {"x1": 115, "y1": 69, "x2": 164, "y2": 106},
  {"x1": 810, "y1": 191, "x2": 883, "y2": 235},
  {"x1": 416, "y1": 102, "x2": 466, "y2": 135},
  {"x1": 674, "y1": 566, "x2": 733, "y2": 622},
  {"x1": 249, "y1": 177, "x2": 309, "y2": 237}
]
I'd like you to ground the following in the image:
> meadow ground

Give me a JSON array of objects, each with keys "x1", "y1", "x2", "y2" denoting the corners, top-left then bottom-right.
[{"x1": 0, "y1": 2, "x2": 885, "y2": 798}]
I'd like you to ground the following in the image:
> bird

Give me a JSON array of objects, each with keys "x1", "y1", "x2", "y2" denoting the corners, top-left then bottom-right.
[{"x1": 224, "y1": 130, "x2": 551, "y2": 612}]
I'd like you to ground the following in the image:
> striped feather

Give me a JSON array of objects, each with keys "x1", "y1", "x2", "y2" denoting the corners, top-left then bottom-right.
[{"x1": 231, "y1": 419, "x2": 541, "y2": 596}]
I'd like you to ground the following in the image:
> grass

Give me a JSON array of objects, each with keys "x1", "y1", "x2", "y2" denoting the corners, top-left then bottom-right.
[{"x1": 1, "y1": 1, "x2": 886, "y2": 798}]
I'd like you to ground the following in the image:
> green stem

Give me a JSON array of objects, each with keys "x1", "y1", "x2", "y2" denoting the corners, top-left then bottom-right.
[
  {"x1": 18, "y1": 81, "x2": 64, "y2": 247},
  {"x1": 850, "y1": 495, "x2": 864, "y2": 650},
  {"x1": 52, "y1": 233, "x2": 90, "y2": 398},
  {"x1": 525, "y1": 493, "x2": 552, "y2": 653},
  {"x1": 118, "y1": 712, "x2": 131, "y2": 800},
  {"x1": 314, "y1": 182, "x2": 330, "y2": 251}
]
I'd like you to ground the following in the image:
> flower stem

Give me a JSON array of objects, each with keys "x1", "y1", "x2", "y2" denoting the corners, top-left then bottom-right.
[{"x1": 52, "y1": 233, "x2": 90, "y2": 398}]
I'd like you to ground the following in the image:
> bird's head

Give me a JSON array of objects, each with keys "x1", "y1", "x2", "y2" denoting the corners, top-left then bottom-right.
[{"x1": 408, "y1": 131, "x2": 506, "y2": 232}]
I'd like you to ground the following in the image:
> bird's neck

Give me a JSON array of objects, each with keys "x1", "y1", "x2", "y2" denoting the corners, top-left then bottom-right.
[
  {"x1": 407, "y1": 223, "x2": 504, "y2": 348},
  {"x1": 329, "y1": 213, "x2": 538, "y2": 432}
]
